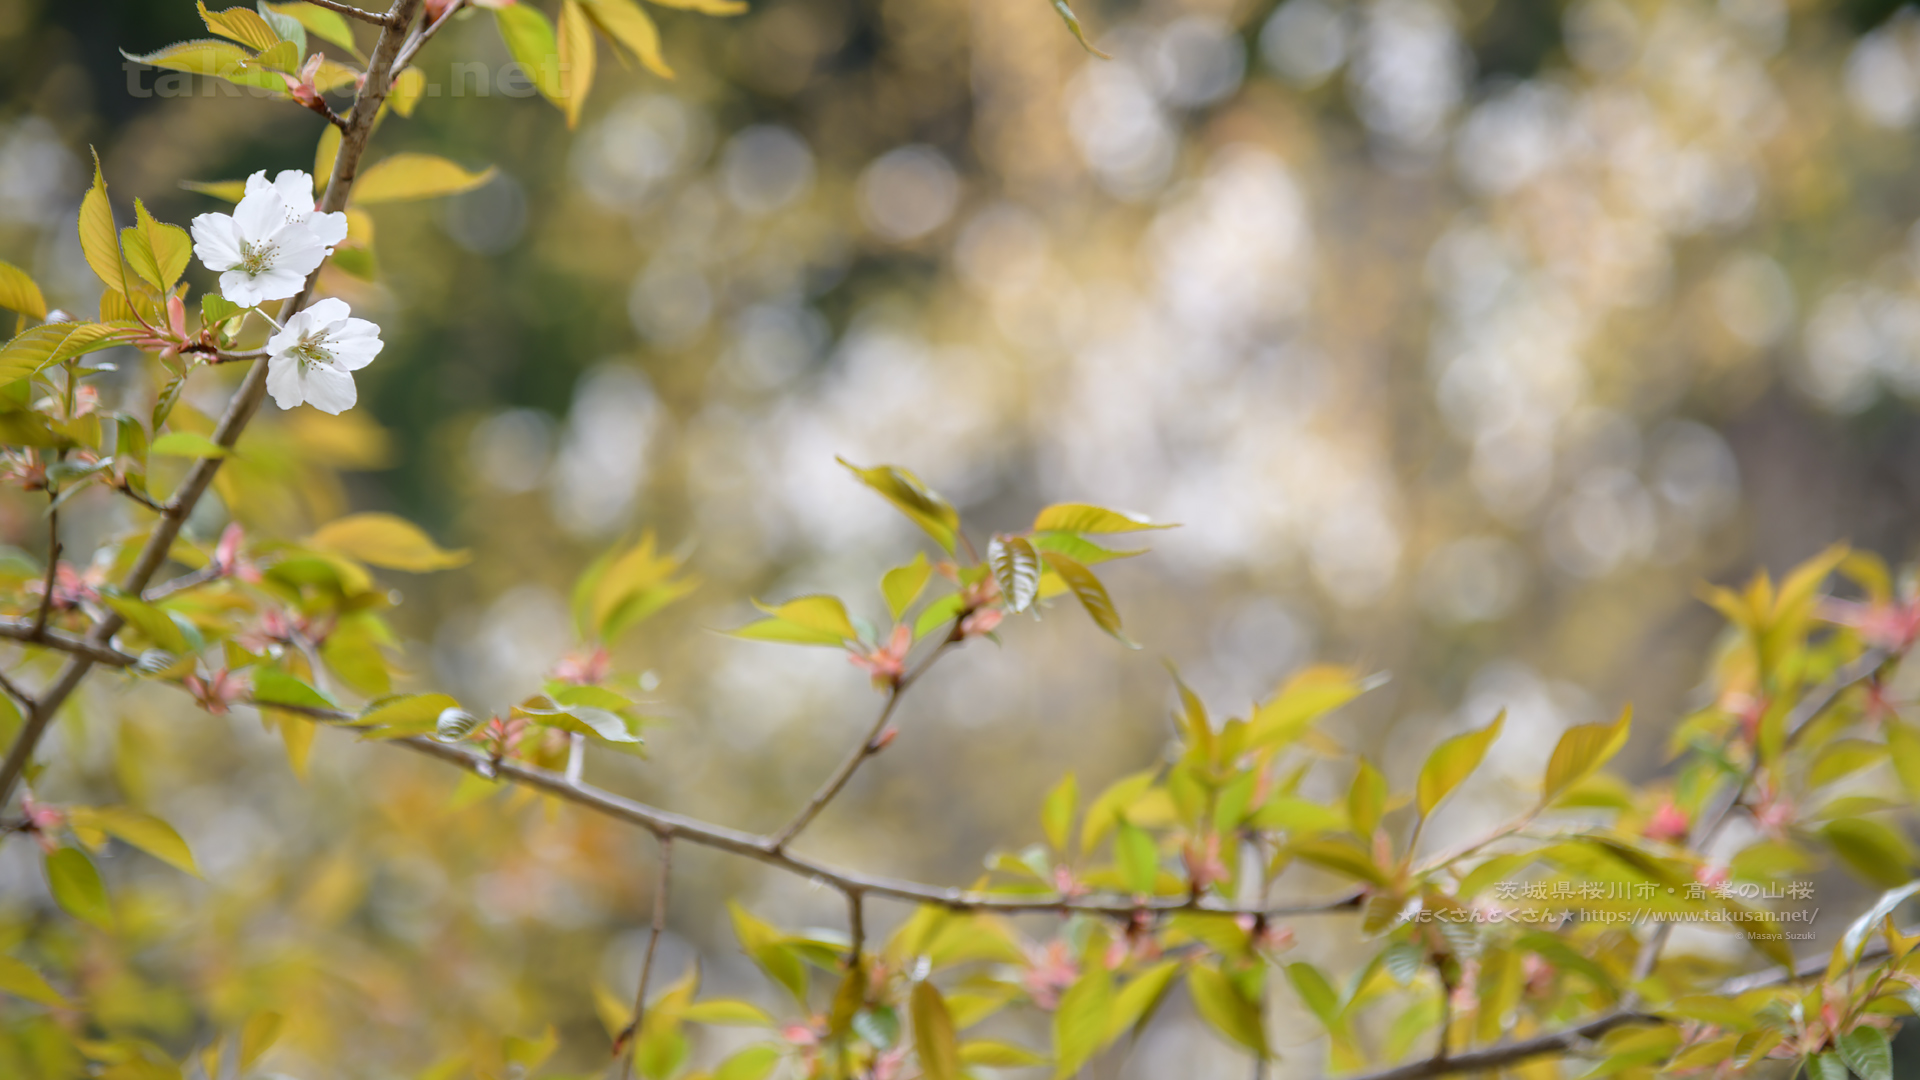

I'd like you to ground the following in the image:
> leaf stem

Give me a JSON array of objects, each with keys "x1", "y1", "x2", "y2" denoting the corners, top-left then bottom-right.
[{"x1": 618, "y1": 834, "x2": 672, "y2": 1078}]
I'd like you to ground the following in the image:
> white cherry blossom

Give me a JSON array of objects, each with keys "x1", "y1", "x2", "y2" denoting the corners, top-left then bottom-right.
[
  {"x1": 189, "y1": 170, "x2": 348, "y2": 308},
  {"x1": 264, "y1": 298, "x2": 383, "y2": 415}
]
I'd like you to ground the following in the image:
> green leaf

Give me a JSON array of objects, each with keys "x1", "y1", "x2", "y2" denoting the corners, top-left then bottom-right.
[
  {"x1": 201, "y1": 292, "x2": 240, "y2": 328},
  {"x1": 645, "y1": 0, "x2": 748, "y2": 14},
  {"x1": 1051, "y1": 966, "x2": 1113, "y2": 1079},
  {"x1": 351, "y1": 154, "x2": 497, "y2": 204},
  {"x1": 1042, "y1": 772, "x2": 1077, "y2": 851},
  {"x1": 255, "y1": 4, "x2": 308, "y2": 56},
  {"x1": 1032, "y1": 503, "x2": 1173, "y2": 533},
  {"x1": 0, "y1": 955, "x2": 67, "y2": 1007},
  {"x1": 1842, "y1": 882, "x2": 1920, "y2": 962},
  {"x1": 492, "y1": 4, "x2": 566, "y2": 105},
  {"x1": 959, "y1": 1039, "x2": 1046, "y2": 1067},
  {"x1": 1049, "y1": 0, "x2": 1112, "y2": 58},
  {"x1": 102, "y1": 594, "x2": 189, "y2": 654},
  {"x1": 988, "y1": 534, "x2": 1041, "y2": 614},
  {"x1": 680, "y1": 999, "x2": 775, "y2": 1026},
  {"x1": 78, "y1": 153, "x2": 125, "y2": 295},
  {"x1": 71, "y1": 807, "x2": 198, "y2": 877},
  {"x1": 1287, "y1": 836, "x2": 1388, "y2": 885},
  {"x1": 309, "y1": 512, "x2": 472, "y2": 572},
  {"x1": 181, "y1": 179, "x2": 248, "y2": 202},
  {"x1": 1887, "y1": 721, "x2": 1920, "y2": 801},
  {"x1": 120, "y1": 39, "x2": 281, "y2": 91},
  {"x1": 0, "y1": 322, "x2": 140, "y2": 385},
  {"x1": 1837, "y1": 1026, "x2": 1893, "y2": 1080},
  {"x1": 882, "y1": 552, "x2": 932, "y2": 620},
  {"x1": 578, "y1": 0, "x2": 673, "y2": 78},
  {"x1": 1540, "y1": 705, "x2": 1631, "y2": 807},
  {"x1": 0, "y1": 261, "x2": 47, "y2": 321},
  {"x1": 586, "y1": 533, "x2": 695, "y2": 641},
  {"x1": 1109, "y1": 960, "x2": 1181, "y2": 1037},
  {"x1": 728, "y1": 595, "x2": 858, "y2": 647},
  {"x1": 712, "y1": 1046, "x2": 780, "y2": 1080},
  {"x1": 131, "y1": 200, "x2": 191, "y2": 293},
  {"x1": 251, "y1": 667, "x2": 338, "y2": 710},
  {"x1": 526, "y1": 702, "x2": 640, "y2": 744},
  {"x1": 1191, "y1": 965, "x2": 1269, "y2": 1055},
  {"x1": 1418, "y1": 711, "x2": 1504, "y2": 815},
  {"x1": 1245, "y1": 665, "x2": 1374, "y2": 748},
  {"x1": 1028, "y1": 531, "x2": 1144, "y2": 565},
  {"x1": 149, "y1": 431, "x2": 230, "y2": 459},
  {"x1": 913, "y1": 592, "x2": 964, "y2": 641},
  {"x1": 354, "y1": 693, "x2": 460, "y2": 737},
  {"x1": 910, "y1": 981, "x2": 961, "y2": 1080},
  {"x1": 1822, "y1": 818, "x2": 1918, "y2": 888},
  {"x1": 838, "y1": 457, "x2": 963, "y2": 553},
  {"x1": 1114, "y1": 819, "x2": 1158, "y2": 894},
  {"x1": 558, "y1": 0, "x2": 595, "y2": 128},
  {"x1": 45, "y1": 848, "x2": 112, "y2": 930},
  {"x1": 262, "y1": 1, "x2": 358, "y2": 56},
  {"x1": 1348, "y1": 757, "x2": 1387, "y2": 838},
  {"x1": 728, "y1": 902, "x2": 808, "y2": 1006},
  {"x1": 199, "y1": 1, "x2": 280, "y2": 50},
  {"x1": 853, "y1": 1006, "x2": 899, "y2": 1049},
  {"x1": 1808, "y1": 1050, "x2": 1850, "y2": 1080},
  {"x1": 1039, "y1": 550, "x2": 1131, "y2": 645}
]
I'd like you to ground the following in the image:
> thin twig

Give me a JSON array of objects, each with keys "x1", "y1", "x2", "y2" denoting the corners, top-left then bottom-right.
[
  {"x1": 142, "y1": 566, "x2": 223, "y2": 604},
  {"x1": 393, "y1": 0, "x2": 466, "y2": 70},
  {"x1": 0, "y1": 0, "x2": 425, "y2": 814},
  {"x1": 30, "y1": 506, "x2": 58, "y2": 639},
  {"x1": 0, "y1": 620, "x2": 138, "y2": 667},
  {"x1": 299, "y1": 0, "x2": 395, "y2": 25},
  {"x1": 386, "y1": 727, "x2": 1360, "y2": 918},
  {"x1": 769, "y1": 629, "x2": 959, "y2": 853},
  {"x1": 0, "y1": 669, "x2": 36, "y2": 713},
  {"x1": 618, "y1": 835, "x2": 672, "y2": 1077},
  {"x1": 847, "y1": 889, "x2": 865, "y2": 967}
]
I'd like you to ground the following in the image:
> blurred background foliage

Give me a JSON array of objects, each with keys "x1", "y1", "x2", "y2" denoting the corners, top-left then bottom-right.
[{"x1": 6, "y1": 0, "x2": 1920, "y2": 1074}]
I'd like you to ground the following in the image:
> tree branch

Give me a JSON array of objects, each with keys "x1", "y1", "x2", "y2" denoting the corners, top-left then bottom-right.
[
  {"x1": 769, "y1": 630, "x2": 958, "y2": 853},
  {"x1": 618, "y1": 834, "x2": 672, "y2": 1077},
  {"x1": 0, "y1": 669, "x2": 36, "y2": 713},
  {"x1": 30, "y1": 506, "x2": 57, "y2": 639},
  {"x1": 0, "y1": 0, "x2": 426, "y2": 814},
  {"x1": 0, "y1": 620, "x2": 139, "y2": 668},
  {"x1": 393, "y1": 0, "x2": 466, "y2": 70},
  {"x1": 300, "y1": 0, "x2": 396, "y2": 25}
]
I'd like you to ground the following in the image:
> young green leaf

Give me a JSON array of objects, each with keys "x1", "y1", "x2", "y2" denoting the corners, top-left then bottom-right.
[
  {"x1": 1108, "y1": 960, "x2": 1180, "y2": 1038},
  {"x1": 101, "y1": 594, "x2": 189, "y2": 654},
  {"x1": 728, "y1": 902, "x2": 809, "y2": 1005},
  {"x1": 1038, "y1": 550, "x2": 1131, "y2": 646},
  {"x1": 577, "y1": 0, "x2": 674, "y2": 78},
  {"x1": 78, "y1": 152, "x2": 125, "y2": 296},
  {"x1": 988, "y1": 534, "x2": 1041, "y2": 614},
  {"x1": 199, "y1": 1, "x2": 281, "y2": 51},
  {"x1": 1417, "y1": 711, "x2": 1505, "y2": 815},
  {"x1": 1041, "y1": 771, "x2": 1077, "y2": 851},
  {"x1": 1348, "y1": 757, "x2": 1387, "y2": 838},
  {"x1": 911, "y1": 981, "x2": 961, "y2": 1080},
  {"x1": 70, "y1": 807, "x2": 199, "y2": 877},
  {"x1": 0, "y1": 261, "x2": 47, "y2": 321},
  {"x1": 263, "y1": 1, "x2": 359, "y2": 57},
  {"x1": 0, "y1": 955, "x2": 67, "y2": 1007},
  {"x1": 712, "y1": 1046, "x2": 780, "y2": 1080},
  {"x1": 1051, "y1": 966, "x2": 1113, "y2": 1079},
  {"x1": 1114, "y1": 819, "x2": 1158, "y2": 895},
  {"x1": 308, "y1": 512, "x2": 472, "y2": 572},
  {"x1": 558, "y1": 0, "x2": 596, "y2": 128},
  {"x1": 0, "y1": 322, "x2": 141, "y2": 385},
  {"x1": 1837, "y1": 1026, "x2": 1893, "y2": 1080},
  {"x1": 149, "y1": 431, "x2": 231, "y2": 459},
  {"x1": 45, "y1": 848, "x2": 113, "y2": 930},
  {"x1": 1031, "y1": 503, "x2": 1172, "y2": 534},
  {"x1": 1050, "y1": 0, "x2": 1113, "y2": 58},
  {"x1": 838, "y1": 458, "x2": 961, "y2": 554},
  {"x1": 728, "y1": 595, "x2": 859, "y2": 647},
  {"x1": 1540, "y1": 705, "x2": 1631, "y2": 807},
  {"x1": 882, "y1": 552, "x2": 932, "y2": 620},
  {"x1": 493, "y1": 4, "x2": 566, "y2": 107},
  {"x1": 351, "y1": 154, "x2": 497, "y2": 204},
  {"x1": 1191, "y1": 964, "x2": 1269, "y2": 1055}
]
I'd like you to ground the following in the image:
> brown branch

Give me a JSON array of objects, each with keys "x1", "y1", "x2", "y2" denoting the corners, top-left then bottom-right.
[
  {"x1": 0, "y1": 669, "x2": 36, "y2": 713},
  {"x1": 0, "y1": 0, "x2": 426, "y2": 814},
  {"x1": 393, "y1": 0, "x2": 465, "y2": 70},
  {"x1": 847, "y1": 889, "x2": 865, "y2": 967},
  {"x1": 299, "y1": 0, "x2": 396, "y2": 25},
  {"x1": 386, "y1": 729, "x2": 1358, "y2": 918},
  {"x1": 618, "y1": 834, "x2": 672, "y2": 1077},
  {"x1": 30, "y1": 506, "x2": 58, "y2": 639},
  {"x1": 0, "y1": 620, "x2": 139, "y2": 668},
  {"x1": 142, "y1": 566, "x2": 223, "y2": 604},
  {"x1": 769, "y1": 629, "x2": 958, "y2": 853}
]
